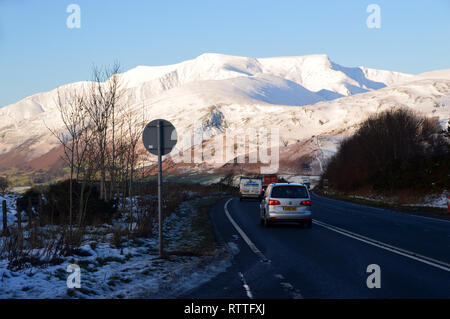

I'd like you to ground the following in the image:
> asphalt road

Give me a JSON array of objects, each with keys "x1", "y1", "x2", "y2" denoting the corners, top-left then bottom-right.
[{"x1": 183, "y1": 193, "x2": 450, "y2": 299}]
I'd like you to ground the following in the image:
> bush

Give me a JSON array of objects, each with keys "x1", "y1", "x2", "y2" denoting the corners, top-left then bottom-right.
[
  {"x1": 16, "y1": 188, "x2": 42, "y2": 214},
  {"x1": 372, "y1": 154, "x2": 449, "y2": 192},
  {"x1": 322, "y1": 108, "x2": 449, "y2": 192},
  {"x1": 39, "y1": 180, "x2": 116, "y2": 226},
  {"x1": 0, "y1": 176, "x2": 8, "y2": 195}
]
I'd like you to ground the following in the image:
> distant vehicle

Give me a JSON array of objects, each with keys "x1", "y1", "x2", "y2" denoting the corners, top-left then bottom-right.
[
  {"x1": 263, "y1": 175, "x2": 278, "y2": 186},
  {"x1": 260, "y1": 185, "x2": 268, "y2": 198},
  {"x1": 261, "y1": 175, "x2": 277, "y2": 198},
  {"x1": 239, "y1": 177, "x2": 263, "y2": 201},
  {"x1": 302, "y1": 178, "x2": 311, "y2": 189},
  {"x1": 260, "y1": 183, "x2": 312, "y2": 228}
]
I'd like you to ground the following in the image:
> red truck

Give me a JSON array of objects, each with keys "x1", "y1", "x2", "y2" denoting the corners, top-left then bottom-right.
[
  {"x1": 260, "y1": 175, "x2": 277, "y2": 197},
  {"x1": 263, "y1": 175, "x2": 278, "y2": 186}
]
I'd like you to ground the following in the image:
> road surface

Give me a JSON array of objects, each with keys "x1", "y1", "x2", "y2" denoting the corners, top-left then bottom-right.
[{"x1": 183, "y1": 192, "x2": 450, "y2": 298}]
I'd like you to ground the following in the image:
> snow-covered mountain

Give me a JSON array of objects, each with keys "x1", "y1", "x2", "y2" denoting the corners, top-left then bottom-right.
[
  {"x1": 0, "y1": 53, "x2": 448, "y2": 175},
  {"x1": 0, "y1": 53, "x2": 415, "y2": 129}
]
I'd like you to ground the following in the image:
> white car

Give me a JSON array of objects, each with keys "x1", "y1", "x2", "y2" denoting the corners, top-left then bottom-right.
[{"x1": 260, "y1": 183, "x2": 312, "y2": 228}]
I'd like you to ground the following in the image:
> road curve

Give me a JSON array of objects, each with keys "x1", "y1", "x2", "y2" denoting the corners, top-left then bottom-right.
[{"x1": 183, "y1": 194, "x2": 450, "y2": 298}]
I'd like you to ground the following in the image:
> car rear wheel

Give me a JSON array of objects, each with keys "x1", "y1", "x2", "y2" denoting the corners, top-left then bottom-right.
[{"x1": 306, "y1": 220, "x2": 312, "y2": 229}]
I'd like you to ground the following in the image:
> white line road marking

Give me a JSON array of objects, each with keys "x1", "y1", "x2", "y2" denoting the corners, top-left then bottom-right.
[
  {"x1": 274, "y1": 275, "x2": 303, "y2": 299},
  {"x1": 280, "y1": 282, "x2": 303, "y2": 299},
  {"x1": 225, "y1": 198, "x2": 304, "y2": 299},
  {"x1": 224, "y1": 198, "x2": 268, "y2": 262},
  {"x1": 312, "y1": 192, "x2": 450, "y2": 224},
  {"x1": 238, "y1": 272, "x2": 254, "y2": 299},
  {"x1": 280, "y1": 282, "x2": 294, "y2": 289},
  {"x1": 227, "y1": 196, "x2": 448, "y2": 298},
  {"x1": 313, "y1": 219, "x2": 450, "y2": 272}
]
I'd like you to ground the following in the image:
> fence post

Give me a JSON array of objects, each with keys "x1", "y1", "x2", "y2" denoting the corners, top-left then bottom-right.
[{"x1": 2, "y1": 199, "x2": 9, "y2": 236}]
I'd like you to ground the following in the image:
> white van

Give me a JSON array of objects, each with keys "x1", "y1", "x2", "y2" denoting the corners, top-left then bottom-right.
[{"x1": 239, "y1": 177, "x2": 262, "y2": 201}]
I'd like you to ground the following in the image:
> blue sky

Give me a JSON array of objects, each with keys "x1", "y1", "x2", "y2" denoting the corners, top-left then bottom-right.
[{"x1": 0, "y1": 0, "x2": 449, "y2": 107}]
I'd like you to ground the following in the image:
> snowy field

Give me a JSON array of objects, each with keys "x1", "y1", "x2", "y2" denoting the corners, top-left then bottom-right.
[
  {"x1": 348, "y1": 192, "x2": 449, "y2": 209},
  {"x1": 416, "y1": 193, "x2": 449, "y2": 209},
  {"x1": 0, "y1": 194, "x2": 233, "y2": 299}
]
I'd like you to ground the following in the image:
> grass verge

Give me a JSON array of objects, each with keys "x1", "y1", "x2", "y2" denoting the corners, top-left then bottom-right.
[
  {"x1": 315, "y1": 189, "x2": 449, "y2": 221},
  {"x1": 171, "y1": 196, "x2": 222, "y2": 257}
]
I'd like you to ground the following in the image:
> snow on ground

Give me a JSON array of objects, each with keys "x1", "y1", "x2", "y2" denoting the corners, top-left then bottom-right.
[
  {"x1": 348, "y1": 192, "x2": 449, "y2": 209},
  {"x1": 348, "y1": 194, "x2": 396, "y2": 205},
  {"x1": 0, "y1": 241, "x2": 232, "y2": 299},
  {"x1": 421, "y1": 193, "x2": 449, "y2": 209},
  {"x1": 419, "y1": 69, "x2": 450, "y2": 80},
  {"x1": 0, "y1": 195, "x2": 233, "y2": 299}
]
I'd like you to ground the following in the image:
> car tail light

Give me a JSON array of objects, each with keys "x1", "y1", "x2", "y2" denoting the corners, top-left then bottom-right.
[
  {"x1": 268, "y1": 199, "x2": 281, "y2": 205},
  {"x1": 300, "y1": 200, "x2": 311, "y2": 206}
]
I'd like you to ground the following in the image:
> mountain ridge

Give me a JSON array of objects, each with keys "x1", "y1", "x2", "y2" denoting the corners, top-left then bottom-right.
[{"x1": 0, "y1": 53, "x2": 448, "y2": 178}]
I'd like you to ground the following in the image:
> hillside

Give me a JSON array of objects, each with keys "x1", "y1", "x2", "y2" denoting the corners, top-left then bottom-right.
[{"x1": 0, "y1": 53, "x2": 448, "y2": 181}]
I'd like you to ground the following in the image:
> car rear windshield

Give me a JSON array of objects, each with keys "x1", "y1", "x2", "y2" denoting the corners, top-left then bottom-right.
[{"x1": 271, "y1": 186, "x2": 308, "y2": 198}]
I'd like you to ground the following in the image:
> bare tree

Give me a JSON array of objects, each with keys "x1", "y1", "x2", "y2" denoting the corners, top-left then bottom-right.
[
  {"x1": 123, "y1": 105, "x2": 147, "y2": 232},
  {"x1": 75, "y1": 119, "x2": 98, "y2": 227},
  {"x1": 46, "y1": 89, "x2": 88, "y2": 236},
  {"x1": 85, "y1": 62, "x2": 123, "y2": 200},
  {"x1": 115, "y1": 116, "x2": 129, "y2": 211}
]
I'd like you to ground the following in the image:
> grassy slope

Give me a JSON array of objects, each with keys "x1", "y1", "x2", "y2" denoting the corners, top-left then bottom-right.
[{"x1": 171, "y1": 196, "x2": 222, "y2": 257}]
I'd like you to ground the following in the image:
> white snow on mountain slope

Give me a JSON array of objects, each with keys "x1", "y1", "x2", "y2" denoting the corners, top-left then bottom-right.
[
  {"x1": 0, "y1": 53, "x2": 416, "y2": 128},
  {"x1": 0, "y1": 53, "x2": 416, "y2": 132},
  {"x1": 359, "y1": 66, "x2": 417, "y2": 86},
  {"x1": 0, "y1": 53, "x2": 448, "y2": 171},
  {"x1": 0, "y1": 81, "x2": 90, "y2": 131},
  {"x1": 257, "y1": 54, "x2": 416, "y2": 97},
  {"x1": 141, "y1": 74, "x2": 324, "y2": 107},
  {"x1": 419, "y1": 69, "x2": 450, "y2": 80},
  {"x1": 122, "y1": 76, "x2": 450, "y2": 166}
]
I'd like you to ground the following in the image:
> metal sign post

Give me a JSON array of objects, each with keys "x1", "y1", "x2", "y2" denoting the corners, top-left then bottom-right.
[
  {"x1": 143, "y1": 119, "x2": 177, "y2": 258},
  {"x1": 157, "y1": 120, "x2": 163, "y2": 258}
]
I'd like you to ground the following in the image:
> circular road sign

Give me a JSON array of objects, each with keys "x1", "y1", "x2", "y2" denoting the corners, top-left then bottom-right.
[{"x1": 142, "y1": 119, "x2": 177, "y2": 156}]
